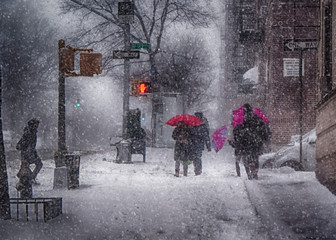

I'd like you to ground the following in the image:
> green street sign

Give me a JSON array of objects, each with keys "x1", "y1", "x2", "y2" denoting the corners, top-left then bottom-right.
[{"x1": 131, "y1": 43, "x2": 150, "y2": 50}]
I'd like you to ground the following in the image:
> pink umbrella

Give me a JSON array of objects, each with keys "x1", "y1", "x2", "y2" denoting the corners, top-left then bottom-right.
[
  {"x1": 211, "y1": 125, "x2": 227, "y2": 153},
  {"x1": 231, "y1": 105, "x2": 269, "y2": 126}
]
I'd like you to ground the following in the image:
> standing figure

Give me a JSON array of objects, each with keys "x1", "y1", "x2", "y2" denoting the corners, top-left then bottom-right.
[
  {"x1": 189, "y1": 112, "x2": 211, "y2": 176},
  {"x1": 239, "y1": 104, "x2": 269, "y2": 180},
  {"x1": 172, "y1": 121, "x2": 190, "y2": 177},
  {"x1": 16, "y1": 118, "x2": 43, "y2": 184},
  {"x1": 229, "y1": 124, "x2": 249, "y2": 177}
]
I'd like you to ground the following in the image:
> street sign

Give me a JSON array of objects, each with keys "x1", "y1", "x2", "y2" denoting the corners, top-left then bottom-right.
[
  {"x1": 113, "y1": 50, "x2": 140, "y2": 59},
  {"x1": 118, "y1": 2, "x2": 134, "y2": 24},
  {"x1": 283, "y1": 58, "x2": 304, "y2": 77},
  {"x1": 284, "y1": 39, "x2": 318, "y2": 51},
  {"x1": 131, "y1": 43, "x2": 150, "y2": 50}
]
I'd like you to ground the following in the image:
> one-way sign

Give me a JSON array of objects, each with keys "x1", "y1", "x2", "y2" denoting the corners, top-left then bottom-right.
[
  {"x1": 113, "y1": 50, "x2": 140, "y2": 59},
  {"x1": 284, "y1": 39, "x2": 318, "y2": 51}
]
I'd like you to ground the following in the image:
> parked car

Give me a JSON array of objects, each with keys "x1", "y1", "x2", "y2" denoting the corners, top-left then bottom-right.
[{"x1": 259, "y1": 128, "x2": 316, "y2": 171}]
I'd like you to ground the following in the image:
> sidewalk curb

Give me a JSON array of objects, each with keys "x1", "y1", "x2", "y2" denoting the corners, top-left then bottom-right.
[{"x1": 244, "y1": 180, "x2": 299, "y2": 240}]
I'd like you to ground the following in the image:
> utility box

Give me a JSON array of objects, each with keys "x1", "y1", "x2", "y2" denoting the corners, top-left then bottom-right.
[
  {"x1": 64, "y1": 154, "x2": 81, "y2": 189},
  {"x1": 115, "y1": 140, "x2": 132, "y2": 163},
  {"x1": 53, "y1": 167, "x2": 67, "y2": 189}
]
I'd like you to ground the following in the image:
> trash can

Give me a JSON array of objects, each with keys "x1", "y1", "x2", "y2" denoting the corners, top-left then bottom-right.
[
  {"x1": 115, "y1": 140, "x2": 132, "y2": 163},
  {"x1": 64, "y1": 154, "x2": 80, "y2": 189}
]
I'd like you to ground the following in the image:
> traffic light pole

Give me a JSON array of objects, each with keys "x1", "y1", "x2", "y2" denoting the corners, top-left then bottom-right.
[
  {"x1": 57, "y1": 40, "x2": 67, "y2": 167},
  {"x1": 122, "y1": 21, "x2": 130, "y2": 139},
  {"x1": 299, "y1": 49, "x2": 303, "y2": 164},
  {"x1": 57, "y1": 40, "x2": 101, "y2": 167}
]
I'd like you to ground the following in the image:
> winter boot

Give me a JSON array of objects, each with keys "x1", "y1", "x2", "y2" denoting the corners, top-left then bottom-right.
[
  {"x1": 183, "y1": 169, "x2": 188, "y2": 177},
  {"x1": 235, "y1": 161, "x2": 241, "y2": 177},
  {"x1": 174, "y1": 169, "x2": 179, "y2": 177},
  {"x1": 252, "y1": 169, "x2": 258, "y2": 180}
]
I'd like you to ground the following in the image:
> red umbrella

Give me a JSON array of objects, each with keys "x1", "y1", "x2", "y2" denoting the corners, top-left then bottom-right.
[
  {"x1": 231, "y1": 105, "x2": 269, "y2": 126},
  {"x1": 166, "y1": 114, "x2": 203, "y2": 126}
]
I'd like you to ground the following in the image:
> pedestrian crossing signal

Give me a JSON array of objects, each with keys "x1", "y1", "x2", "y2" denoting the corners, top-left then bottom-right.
[
  {"x1": 130, "y1": 80, "x2": 152, "y2": 96},
  {"x1": 139, "y1": 82, "x2": 149, "y2": 94}
]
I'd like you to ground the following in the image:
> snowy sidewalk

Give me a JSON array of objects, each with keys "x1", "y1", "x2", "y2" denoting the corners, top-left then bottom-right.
[
  {"x1": 2, "y1": 147, "x2": 336, "y2": 240},
  {"x1": 245, "y1": 168, "x2": 336, "y2": 240}
]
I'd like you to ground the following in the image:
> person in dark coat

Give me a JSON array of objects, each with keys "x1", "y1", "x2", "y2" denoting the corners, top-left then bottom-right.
[
  {"x1": 16, "y1": 118, "x2": 43, "y2": 184},
  {"x1": 239, "y1": 103, "x2": 269, "y2": 179},
  {"x1": 229, "y1": 124, "x2": 250, "y2": 177},
  {"x1": 172, "y1": 121, "x2": 190, "y2": 177},
  {"x1": 189, "y1": 112, "x2": 211, "y2": 176}
]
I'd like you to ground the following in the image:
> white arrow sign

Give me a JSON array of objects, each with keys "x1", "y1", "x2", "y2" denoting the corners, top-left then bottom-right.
[
  {"x1": 113, "y1": 50, "x2": 140, "y2": 59},
  {"x1": 284, "y1": 39, "x2": 318, "y2": 51}
]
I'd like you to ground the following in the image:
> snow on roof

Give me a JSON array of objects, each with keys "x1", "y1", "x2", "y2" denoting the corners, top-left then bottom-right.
[{"x1": 243, "y1": 66, "x2": 259, "y2": 84}]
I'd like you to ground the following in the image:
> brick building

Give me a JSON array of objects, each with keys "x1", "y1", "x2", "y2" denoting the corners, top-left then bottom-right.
[
  {"x1": 220, "y1": 0, "x2": 319, "y2": 150},
  {"x1": 261, "y1": 0, "x2": 319, "y2": 149},
  {"x1": 316, "y1": 0, "x2": 336, "y2": 195}
]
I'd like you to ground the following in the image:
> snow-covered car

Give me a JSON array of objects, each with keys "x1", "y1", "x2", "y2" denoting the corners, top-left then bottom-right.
[{"x1": 260, "y1": 129, "x2": 316, "y2": 171}]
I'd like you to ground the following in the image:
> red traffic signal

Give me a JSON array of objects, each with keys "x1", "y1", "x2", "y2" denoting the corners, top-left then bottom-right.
[
  {"x1": 130, "y1": 80, "x2": 152, "y2": 96},
  {"x1": 139, "y1": 82, "x2": 148, "y2": 94},
  {"x1": 138, "y1": 82, "x2": 152, "y2": 94}
]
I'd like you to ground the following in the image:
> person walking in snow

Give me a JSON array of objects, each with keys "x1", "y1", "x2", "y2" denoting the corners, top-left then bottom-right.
[
  {"x1": 16, "y1": 118, "x2": 43, "y2": 185},
  {"x1": 235, "y1": 104, "x2": 269, "y2": 180},
  {"x1": 229, "y1": 123, "x2": 255, "y2": 178},
  {"x1": 189, "y1": 112, "x2": 211, "y2": 175},
  {"x1": 172, "y1": 121, "x2": 190, "y2": 177}
]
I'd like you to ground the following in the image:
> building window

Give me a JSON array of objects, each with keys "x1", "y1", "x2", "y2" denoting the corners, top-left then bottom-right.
[
  {"x1": 259, "y1": 6, "x2": 267, "y2": 18},
  {"x1": 241, "y1": 10, "x2": 255, "y2": 31}
]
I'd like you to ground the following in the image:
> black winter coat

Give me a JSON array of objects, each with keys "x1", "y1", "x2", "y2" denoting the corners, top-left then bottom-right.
[
  {"x1": 17, "y1": 126, "x2": 39, "y2": 164},
  {"x1": 172, "y1": 125, "x2": 190, "y2": 161},
  {"x1": 233, "y1": 113, "x2": 269, "y2": 156},
  {"x1": 189, "y1": 124, "x2": 211, "y2": 153},
  {"x1": 17, "y1": 126, "x2": 38, "y2": 152}
]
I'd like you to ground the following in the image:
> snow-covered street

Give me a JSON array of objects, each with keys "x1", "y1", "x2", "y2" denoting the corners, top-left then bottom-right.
[{"x1": 1, "y1": 146, "x2": 335, "y2": 240}]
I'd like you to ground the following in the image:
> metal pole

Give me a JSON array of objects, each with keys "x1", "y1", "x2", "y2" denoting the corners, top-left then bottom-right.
[
  {"x1": 299, "y1": 49, "x2": 303, "y2": 164},
  {"x1": 122, "y1": 15, "x2": 130, "y2": 140},
  {"x1": 0, "y1": 57, "x2": 11, "y2": 220},
  {"x1": 58, "y1": 40, "x2": 66, "y2": 166}
]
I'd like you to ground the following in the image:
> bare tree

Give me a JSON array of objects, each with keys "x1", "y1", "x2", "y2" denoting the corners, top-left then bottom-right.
[
  {"x1": 0, "y1": 0, "x2": 59, "y2": 136},
  {"x1": 61, "y1": 0, "x2": 215, "y2": 70},
  {"x1": 156, "y1": 35, "x2": 214, "y2": 108}
]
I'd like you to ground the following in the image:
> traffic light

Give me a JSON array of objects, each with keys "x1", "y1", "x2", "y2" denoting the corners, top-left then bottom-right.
[
  {"x1": 138, "y1": 82, "x2": 151, "y2": 94},
  {"x1": 76, "y1": 99, "x2": 81, "y2": 107},
  {"x1": 80, "y1": 53, "x2": 102, "y2": 76},
  {"x1": 130, "y1": 80, "x2": 152, "y2": 96}
]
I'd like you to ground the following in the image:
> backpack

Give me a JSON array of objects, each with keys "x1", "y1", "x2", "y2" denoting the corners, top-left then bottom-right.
[
  {"x1": 240, "y1": 127, "x2": 260, "y2": 148},
  {"x1": 240, "y1": 116, "x2": 264, "y2": 150}
]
